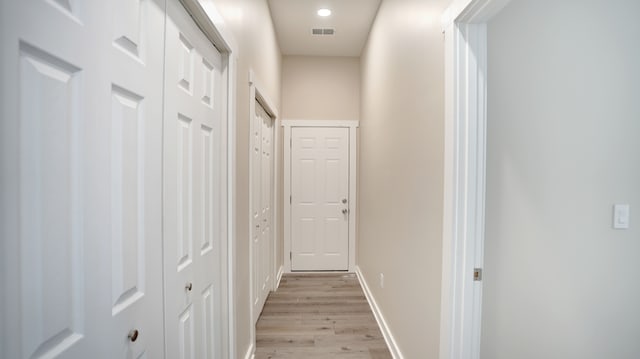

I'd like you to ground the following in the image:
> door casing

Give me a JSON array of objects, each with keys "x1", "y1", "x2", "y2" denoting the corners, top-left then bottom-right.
[
  {"x1": 282, "y1": 120, "x2": 359, "y2": 273},
  {"x1": 248, "y1": 69, "x2": 280, "y2": 351},
  {"x1": 440, "y1": 1, "x2": 512, "y2": 359}
]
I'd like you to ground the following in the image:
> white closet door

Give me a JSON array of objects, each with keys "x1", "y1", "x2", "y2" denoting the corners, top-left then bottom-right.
[
  {"x1": 260, "y1": 108, "x2": 274, "y2": 306},
  {"x1": 108, "y1": 0, "x2": 166, "y2": 357},
  {"x1": 163, "y1": 1, "x2": 224, "y2": 358},
  {"x1": 0, "y1": 0, "x2": 166, "y2": 358},
  {"x1": 252, "y1": 100, "x2": 273, "y2": 323}
]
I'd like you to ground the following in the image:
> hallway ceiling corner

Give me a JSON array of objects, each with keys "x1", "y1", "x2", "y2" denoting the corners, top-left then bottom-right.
[{"x1": 267, "y1": 0, "x2": 381, "y2": 57}]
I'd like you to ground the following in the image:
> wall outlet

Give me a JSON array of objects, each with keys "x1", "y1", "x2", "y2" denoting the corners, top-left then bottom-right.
[{"x1": 379, "y1": 273, "x2": 384, "y2": 288}]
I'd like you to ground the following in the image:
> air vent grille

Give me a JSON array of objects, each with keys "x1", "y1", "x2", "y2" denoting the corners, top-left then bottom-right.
[{"x1": 311, "y1": 28, "x2": 335, "y2": 36}]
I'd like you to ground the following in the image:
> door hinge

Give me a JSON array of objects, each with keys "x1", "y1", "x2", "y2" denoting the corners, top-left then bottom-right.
[
  {"x1": 290, "y1": 137, "x2": 292, "y2": 147},
  {"x1": 473, "y1": 268, "x2": 483, "y2": 282},
  {"x1": 290, "y1": 195, "x2": 292, "y2": 204},
  {"x1": 290, "y1": 252, "x2": 292, "y2": 261}
]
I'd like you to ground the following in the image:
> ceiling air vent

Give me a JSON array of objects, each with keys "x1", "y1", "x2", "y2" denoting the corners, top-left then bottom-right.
[{"x1": 311, "y1": 28, "x2": 335, "y2": 36}]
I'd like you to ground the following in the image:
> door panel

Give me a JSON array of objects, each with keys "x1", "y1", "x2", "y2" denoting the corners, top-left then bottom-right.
[
  {"x1": 163, "y1": 1, "x2": 223, "y2": 358},
  {"x1": 291, "y1": 127, "x2": 350, "y2": 271},
  {"x1": 2, "y1": 0, "x2": 165, "y2": 357},
  {"x1": 176, "y1": 114, "x2": 194, "y2": 270},
  {"x1": 201, "y1": 124, "x2": 215, "y2": 255},
  {"x1": 19, "y1": 43, "x2": 84, "y2": 359},
  {"x1": 110, "y1": 85, "x2": 145, "y2": 315}
]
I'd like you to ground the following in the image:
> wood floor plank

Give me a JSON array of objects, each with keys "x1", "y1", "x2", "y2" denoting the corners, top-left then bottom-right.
[{"x1": 255, "y1": 273, "x2": 393, "y2": 359}]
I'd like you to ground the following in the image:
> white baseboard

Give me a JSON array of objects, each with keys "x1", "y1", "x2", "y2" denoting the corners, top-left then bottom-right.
[
  {"x1": 356, "y1": 266, "x2": 404, "y2": 359},
  {"x1": 243, "y1": 343, "x2": 255, "y2": 359},
  {"x1": 275, "y1": 265, "x2": 284, "y2": 289}
]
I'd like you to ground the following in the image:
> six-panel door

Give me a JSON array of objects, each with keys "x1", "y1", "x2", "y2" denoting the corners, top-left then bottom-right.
[
  {"x1": 1, "y1": 0, "x2": 166, "y2": 357},
  {"x1": 291, "y1": 127, "x2": 350, "y2": 271},
  {"x1": 1, "y1": 0, "x2": 227, "y2": 358},
  {"x1": 162, "y1": 1, "x2": 224, "y2": 358},
  {"x1": 252, "y1": 100, "x2": 274, "y2": 322}
]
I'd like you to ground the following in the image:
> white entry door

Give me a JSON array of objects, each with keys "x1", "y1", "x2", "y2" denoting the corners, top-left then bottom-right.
[
  {"x1": 252, "y1": 100, "x2": 274, "y2": 322},
  {"x1": 1, "y1": 0, "x2": 166, "y2": 358},
  {"x1": 163, "y1": 1, "x2": 224, "y2": 358},
  {"x1": 291, "y1": 127, "x2": 350, "y2": 271}
]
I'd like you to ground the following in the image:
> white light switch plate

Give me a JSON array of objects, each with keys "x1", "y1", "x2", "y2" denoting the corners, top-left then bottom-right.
[{"x1": 613, "y1": 204, "x2": 630, "y2": 229}]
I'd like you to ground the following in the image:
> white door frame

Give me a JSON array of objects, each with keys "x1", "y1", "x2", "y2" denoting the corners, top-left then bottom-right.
[
  {"x1": 439, "y1": 1, "x2": 511, "y2": 359},
  {"x1": 170, "y1": 1, "x2": 238, "y2": 358},
  {"x1": 282, "y1": 120, "x2": 359, "y2": 273},
  {"x1": 248, "y1": 69, "x2": 279, "y2": 346}
]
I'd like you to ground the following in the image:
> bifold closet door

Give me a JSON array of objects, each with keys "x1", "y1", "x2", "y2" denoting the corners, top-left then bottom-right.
[
  {"x1": 0, "y1": 0, "x2": 166, "y2": 358},
  {"x1": 162, "y1": 1, "x2": 224, "y2": 358},
  {"x1": 251, "y1": 100, "x2": 274, "y2": 322}
]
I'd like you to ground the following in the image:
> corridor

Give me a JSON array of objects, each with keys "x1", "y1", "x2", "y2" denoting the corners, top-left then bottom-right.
[
  {"x1": 3, "y1": 0, "x2": 639, "y2": 358},
  {"x1": 255, "y1": 274, "x2": 392, "y2": 358}
]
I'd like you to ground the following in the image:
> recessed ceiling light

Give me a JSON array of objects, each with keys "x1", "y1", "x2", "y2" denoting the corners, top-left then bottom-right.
[{"x1": 317, "y1": 8, "x2": 331, "y2": 17}]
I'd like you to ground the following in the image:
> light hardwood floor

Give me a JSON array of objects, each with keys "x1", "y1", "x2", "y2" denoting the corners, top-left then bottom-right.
[{"x1": 255, "y1": 273, "x2": 393, "y2": 359}]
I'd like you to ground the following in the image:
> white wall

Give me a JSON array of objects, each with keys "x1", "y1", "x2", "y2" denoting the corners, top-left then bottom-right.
[
  {"x1": 482, "y1": 1, "x2": 640, "y2": 358},
  {"x1": 201, "y1": 1, "x2": 282, "y2": 357},
  {"x1": 359, "y1": 0, "x2": 449, "y2": 357},
  {"x1": 282, "y1": 56, "x2": 360, "y2": 120}
]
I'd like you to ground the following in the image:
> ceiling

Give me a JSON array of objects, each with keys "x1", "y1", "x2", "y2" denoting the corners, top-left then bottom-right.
[{"x1": 267, "y1": 0, "x2": 382, "y2": 57}]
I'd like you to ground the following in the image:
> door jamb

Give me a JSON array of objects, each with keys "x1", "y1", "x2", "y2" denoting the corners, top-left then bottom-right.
[
  {"x1": 174, "y1": 1, "x2": 238, "y2": 358},
  {"x1": 439, "y1": 1, "x2": 511, "y2": 359},
  {"x1": 282, "y1": 120, "x2": 359, "y2": 273}
]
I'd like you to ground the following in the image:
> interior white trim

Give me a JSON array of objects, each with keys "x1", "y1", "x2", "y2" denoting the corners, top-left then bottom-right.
[
  {"x1": 185, "y1": 0, "x2": 239, "y2": 52},
  {"x1": 440, "y1": 1, "x2": 510, "y2": 359},
  {"x1": 243, "y1": 344, "x2": 255, "y2": 359},
  {"x1": 248, "y1": 69, "x2": 281, "y2": 294},
  {"x1": 282, "y1": 119, "x2": 358, "y2": 128},
  {"x1": 271, "y1": 109, "x2": 281, "y2": 294},
  {"x1": 356, "y1": 267, "x2": 403, "y2": 359},
  {"x1": 226, "y1": 54, "x2": 238, "y2": 359},
  {"x1": 282, "y1": 119, "x2": 359, "y2": 273},
  {"x1": 442, "y1": 0, "x2": 512, "y2": 28},
  {"x1": 176, "y1": 1, "x2": 239, "y2": 358},
  {"x1": 275, "y1": 265, "x2": 284, "y2": 289},
  {"x1": 248, "y1": 71, "x2": 279, "y2": 119},
  {"x1": 248, "y1": 68, "x2": 279, "y2": 350}
]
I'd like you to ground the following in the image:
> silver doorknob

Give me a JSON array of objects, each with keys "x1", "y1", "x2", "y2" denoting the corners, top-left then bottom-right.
[
  {"x1": 185, "y1": 282, "x2": 193, "y2": 291},
  {"x1": 342, "y1": 208, "x2": 349, "y2": 214},
  {"x1": 128, "y1": 329, "x2": 139, "y2": 342}
]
